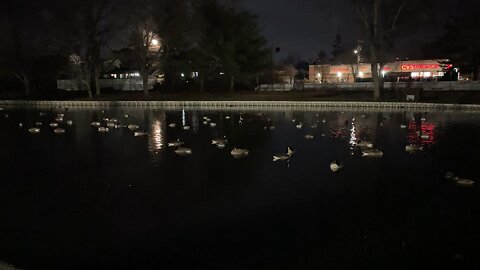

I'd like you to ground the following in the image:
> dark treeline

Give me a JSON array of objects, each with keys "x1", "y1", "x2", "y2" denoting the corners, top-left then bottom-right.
[{"x1": 0, "y1": 0, "x2": 272, "y2": 97}]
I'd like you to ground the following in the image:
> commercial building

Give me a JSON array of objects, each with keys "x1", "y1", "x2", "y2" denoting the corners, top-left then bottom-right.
[{"x1": 309, "y1": 59, "x2": 452, "y2": 83}]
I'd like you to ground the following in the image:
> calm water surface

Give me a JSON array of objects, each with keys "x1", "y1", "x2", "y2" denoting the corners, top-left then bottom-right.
[{"x1": 0, "y1": 106, "x2": 479, "y2": 269}]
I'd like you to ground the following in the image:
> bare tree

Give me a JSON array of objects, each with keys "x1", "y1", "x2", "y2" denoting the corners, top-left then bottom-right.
[
  {"x1": 128, "y1": 1, "x2": 162, "y2": 98},
  {"x1": 352, "y1": 0, "x2": 409, "y2": 100},
  {"x1": 0, "y1": 1, "x2": 51, "y2": 96},
  {"x1": 56, "y1": 0, "x2": 113, "y2": 98}
]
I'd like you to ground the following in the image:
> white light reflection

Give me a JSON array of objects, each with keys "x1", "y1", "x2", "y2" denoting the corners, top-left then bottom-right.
[
  {"x1": 182, "y1": 109, "x2": 186, "y2": 127},
  {"x1": 349, "y1": 117, "x2": 357, "y2": 149},
  {"x1": 149, "y1": 120, "x2": 165, "y2": 152}
]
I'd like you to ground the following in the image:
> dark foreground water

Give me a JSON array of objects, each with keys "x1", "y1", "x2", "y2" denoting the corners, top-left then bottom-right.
[{"x1": 0, "y1": 106, "x2": 479, "y2": 270}]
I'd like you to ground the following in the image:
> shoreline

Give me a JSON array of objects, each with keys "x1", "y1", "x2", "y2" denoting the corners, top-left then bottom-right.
[{"x1": 2, "y1": 100, "x2": 480, "y2": 112}]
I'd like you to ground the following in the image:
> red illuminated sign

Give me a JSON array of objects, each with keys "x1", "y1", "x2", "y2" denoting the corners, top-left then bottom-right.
[
  {"x1": 401, "y1": 64, "x2": 439, "y2": 70},
  {"x1": 330, "y1": 67, "x2": 350, "y2": 73}
]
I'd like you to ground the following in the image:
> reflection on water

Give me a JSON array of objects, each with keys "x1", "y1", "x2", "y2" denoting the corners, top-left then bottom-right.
[
  {"x1": 0, "y1": 107, "x2": 480, "y2": 270},
  {"x1": 148, "y1": 113, "x2": 166, "y2": 166},
  {"x1": 349, "y1": 117, "x2": 357, "y2": 147},
  {"x1": 182, "y1": 109, "x2": 186, "y2": 127},
  {"x1": 408, "y1": 120, "x2": 437, "y2": 147},
  {"x1": 149, "y1": 120, "x2": 165, "y2": 151}
]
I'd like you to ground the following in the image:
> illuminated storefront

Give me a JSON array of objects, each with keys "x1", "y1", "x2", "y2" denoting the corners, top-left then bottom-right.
[{"x1": 309, "y1": 59, "x2": 451, "y2": 83}]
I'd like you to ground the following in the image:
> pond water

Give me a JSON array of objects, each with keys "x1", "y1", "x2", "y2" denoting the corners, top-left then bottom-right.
[{"x1": 0, "y1": 106, "x2": 480, "y2": 269}]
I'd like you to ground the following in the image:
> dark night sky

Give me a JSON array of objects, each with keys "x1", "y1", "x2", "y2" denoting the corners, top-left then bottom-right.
[
  {"x1": 241, "y1": 0, "x2": 471, "y2": 61},
  {"x1": 242, "y1": 0, "x2": 356, "y2": 60}
]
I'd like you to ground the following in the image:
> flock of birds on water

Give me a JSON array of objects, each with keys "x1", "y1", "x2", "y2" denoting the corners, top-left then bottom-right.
[{"x1": 0, "y1": 106, "x2": 475, "y2": 188}]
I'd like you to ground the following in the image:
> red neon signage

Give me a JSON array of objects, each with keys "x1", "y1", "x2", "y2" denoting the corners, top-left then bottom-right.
[
  {"x1": 330, "y1": 67, "x2": 351, "y2": 73},
  {"x1": 401, "y1": 64, "x2": 440, "y2": 70}
]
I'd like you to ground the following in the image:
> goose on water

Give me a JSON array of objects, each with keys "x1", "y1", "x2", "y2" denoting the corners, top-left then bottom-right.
[
  {"x1": 134, "y1": 131, "x2": 147, "y2": 137},
  {"x1": 231, "y1": 148, "x2": 249, "y2": 157},
  {"x1": 453, "y1": 177, "x2": 475, "y2": 187},
  {"x1": 128, "y1": 124, "x2": 140, "y2": 131},
  {"x1": 362, "y1": 149, "x2": 383, "y2": 157},
  {"x1": 175, "y1": 147, "x2": 192, "y2": 155},
  {"x1": 405, "y1": 144, "x2": 423, "y2": 153},
  {"x1": 304, "y1": 134, "x2": 314, "y2": 140},
  {"x1": 273, "y1": 147, "x2": 294, "y2": 161},
  {"x1": 28, "y1": 127, "x2": 40, "y2": 134},
  {"x1": 54, "y1": 128, "x2": 66, "y2": 134},
  {"x1": 168, "y1": 140, "x2": 184, "y2": 147},
  {"x1": 212, "y1": 137, "x2": 227, "y2": 145},
  {"x1": 330, "y1": 161, "x2": 343, "y2": 172},
  {"x1": 357, "y1": 140, "x2": 373, "y2": 149}
]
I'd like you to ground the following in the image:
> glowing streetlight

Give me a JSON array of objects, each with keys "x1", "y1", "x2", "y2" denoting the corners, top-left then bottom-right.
[{"x1": 151, "y1": 39, "x2": 159, "y2": 46}]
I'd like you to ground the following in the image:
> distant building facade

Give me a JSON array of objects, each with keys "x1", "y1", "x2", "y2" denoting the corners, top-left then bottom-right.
[{"x1": 309, "y1": 59, "x2": 452, "y2": 83}]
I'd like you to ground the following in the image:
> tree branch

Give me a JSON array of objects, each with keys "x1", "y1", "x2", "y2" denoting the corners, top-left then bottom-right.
[{"x1": 390, "y1": 0, "x2": 408, "y2": 32}]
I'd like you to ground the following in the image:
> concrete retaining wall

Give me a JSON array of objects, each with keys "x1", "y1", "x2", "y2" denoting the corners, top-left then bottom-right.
[{"x1": 1, "y1": 100, "x2": 480, "y2": 112}]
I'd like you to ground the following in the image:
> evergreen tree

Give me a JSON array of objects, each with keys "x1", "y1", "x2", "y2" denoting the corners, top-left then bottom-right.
[
  {"x1": 192, "y1": 2, "x2": 272, "y2": 92},
  {"x1": 428, "y1": 7, "x2": 480, "y2": 80}
]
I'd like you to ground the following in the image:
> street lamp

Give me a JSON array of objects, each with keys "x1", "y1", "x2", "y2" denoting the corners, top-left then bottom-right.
[{"x1": 353, "y1": 40, "x2": 363, "y2": 64}]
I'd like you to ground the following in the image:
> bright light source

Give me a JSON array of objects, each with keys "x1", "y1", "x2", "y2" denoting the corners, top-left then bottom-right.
[
  {"x1": 220, "y1": 72, "x2": 225, "y2": 75},
  {"x1": 152, "y1": 39, "x2": 159, "y2": 46},
  {"x1": 354, "y1": 50, "x2": 358, "y2": 54},
  {"x1": 381, "y1": 70, "x2": 387, "y2": 76},
  {"x1": 358, "y1": 72, "x2": 364, "y2": 77},
  {"x1": 317, "y1": 73, "x2": 321, "y2": 77},
  {"x1": 337, "y1": 72, "x2": 342, "y2": 78},
  {"x1": 180, "y1": 73, "x2": 185, "y2": 77}
]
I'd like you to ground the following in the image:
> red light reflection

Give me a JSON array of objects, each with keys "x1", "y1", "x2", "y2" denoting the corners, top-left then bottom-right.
[{"x1": 407, "y1": 120, "x2": 437, "y2": 146}]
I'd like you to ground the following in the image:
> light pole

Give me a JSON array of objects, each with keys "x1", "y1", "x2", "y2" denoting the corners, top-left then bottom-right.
[{"x1": 353, "y1": 40, "x2": 363, "y2": 64}]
